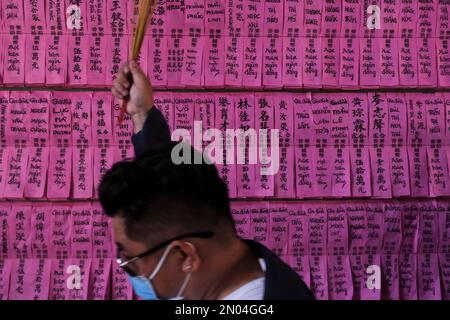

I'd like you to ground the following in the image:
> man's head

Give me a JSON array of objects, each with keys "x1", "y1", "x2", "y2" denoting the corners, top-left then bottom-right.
[{"x1": 98, "y1": 143, "x2": 237, "y2": 299}]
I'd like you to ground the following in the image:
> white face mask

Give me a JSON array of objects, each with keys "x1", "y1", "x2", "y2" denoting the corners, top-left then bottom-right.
[{"x1": 128, "y1": 245, "x2": 192, "y2": 300}]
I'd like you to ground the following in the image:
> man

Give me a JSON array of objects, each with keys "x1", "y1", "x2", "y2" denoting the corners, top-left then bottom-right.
[{"x1": 100, "y1": 60, "x2": 314, "y2": 300}]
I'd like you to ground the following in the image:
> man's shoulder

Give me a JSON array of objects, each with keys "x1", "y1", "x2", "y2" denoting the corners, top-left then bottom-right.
[{"x1": 244, "y1": 240, "x2": 315, "y2": 300}]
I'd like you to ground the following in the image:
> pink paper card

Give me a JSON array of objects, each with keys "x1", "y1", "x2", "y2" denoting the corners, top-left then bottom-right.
[
  {"x1": 282, "y1": 0, "x2": 303, "y2": 88},
  {"x1": 379, "y1": 0, "x2": 400, "y2": 87},
  {"x1": 214, "y1": 93, "x2": 237, "y2": 198},
  {"x1": 66, "y1": 0, "x2": 88, "y2": 86},
  {"x1": 0, "y1": 259, "x2": 13, "y2": 300},
  {"x1": 437, "y1": 37, "x2": 450, "y2": 88},
  {"x1": 288, "y1": 254, "x2": 310, "y2": 288},
  {"x1": 359, "y1": 37, "x2": 381, "y2": 88},
  {"x1": 67, "y1": 33, "x2": 88, "y2": 85},
  {"x1": 250, "y1": 202, "x2": 270, "y2": 248},
  {"x1": 0, "y1": 146, "x2": 8, "y2": 200},
  {"x1": 224, "y1": 0, "x2": 244, "y2": 87},
  {"x1": 9, "y1": 258, "x2": 51, "y2": 300},
  {"x1": 9, "y1": 204, "x2": 32, "y2": 259},
  {"x1": 329, "y1": 95, "x2": 351, "y2": 197},
  {"x1": 416, "y1": 0, "x2": 437, "y2": 38},
  {"x1": 235, "y1": 93, "x2": 256, "y2": 197},
  {"x1": 146, "y1": 0, "x2": 166, "y2": 87},
  {"x1": 0, "y1": 203, "x2": 12, "y2": 259},
  {"x1": 381, "y1": 201, "x2": 402, "y2": 300},
  {"x1": 311, "y1": 94, "x2": 332, "y2": 197},
  {"x1": 406, "y1": 94, "x2": 430, "y2": 197},
  {"x1": 293, "y1": 93, "x2": 315, "y2": 198},
  {"x1": 347, "y1": 202, "x2": 367, "y2": 300},
  {"x1": 181, "y1": 0, "x2": 205, "y2": 87},
  {"x1": 106, "y1": 0, "x2": 128, "y2": 85},
  {"x1": 30, "y1": 203, "x2": 52, "y2": 259},
  {"x1": 274, "y1": 94, "x2": 295, "y2": 198},
  {"x1": 173, "y1": 94, "x2": 195, "y2": 144},
  {"x1": 111, "y1": 261, "x2": 133, "y2": 300},
  {"x1": 339, "y1": 37, "x2": 360, "y2": 89},
  {"x1": 399, "y1": 201, "x2": 419, "y2": 300},
  {"x1": 361, "y1": 202, "x2": 384, "y2": 300},
  {"x1": 49, "y1": 258, "x2": 69, "y2": 300},
  {"x1": 320, "y1": 0, "x2": 341, "y2": 88},
  {"x1": 69, "y1": 203, "x2": 92, "y2": 259},
  {"x1": 327, "y1": 204, "x2": 353, "y2": 300},
  {"x1": 386, "y1": 93, "x2": 410, "y2": 197},
  {"x1": 307, "y1": 203, "x2": 328, "y2": 300},
  {"x1": 48, "y1": 93, "x2": 72, "y2": 199},
  {"x1": 50, "y1": 204, "x2": 72, "y2": 259},
  {"x1": 398, "y1": 37, "x2": 418, "y2": 87},
  {"x1": 23, "y1": 0, "x2": 46, "y2": 84},
  {"x1": 302, "y1": 37, "x2": 322, "y2": 88},
  {"x1": 89, "y1": 258, "x2": 112, "y2": 300},
  {"x1": 369, "y1": 93, "x2": 392, "y2": 198},
  {"x1": 230, "y1": 202, "x2": 252, "y2": 239},
  {"x1": 91, "y1": 202, "x2": 113, "y2": 258},
  {"x1": 105, "y1": 35, "x2": 128, "y2": 85},
  {"x1": 268, "y1": 202, "x2": 289, "y2": 256},
  {"x1": 24, "y1": 33, "x2": 46, "y2": 85},
  {"x1": 71, "y1": 92, "x2": 94, "y2": 199},
  {"x1": 203, "y1": 0, "x2": 225, "y2": 88},
  {"x1": 3, "y1": 92, "x2": 30, "y2": 199},
  {"x1": 254, "y1": 93, "x2": 275, "y2": 197},
  {"x1": 45, "y1": 32, "x2": 68, "y2": 85},
  {"x1": 24, "y1": 92, "x2": 50, "y2": 199},
  {"x1": 194, "y1": 94, "x2": 215, "y2": 154},
  {"x1": 287, "y1": 203, "x2": 309, "y2": 257},
  {"x1": 87, "y1": 34, "x2": 107, "y2": 86},
  {"x1": 242, "y1": 0, "x2": 263, "y2": 88},
  {"x1": 92, "y1": 93, "x2": 114, "y2": 198},
  {"x1": 438, "y1": 200, "x2": 450, "y2": 299},
  {"x1": 153, "y1": 91, "x2": 175, "y2": 133},
  {"x1": 65, "y1": 258, "x2": 91, "y2": 300},
  {"x1": 2, "y1": 0, "x2": 25, "y2": 85},
  {"x1": 112, "y1": 97, "x2": 134, "y2": 162},
  {"x1": 425, "y1": 94, "x2": 450, "y2": 196},
  {"x1": 261, "y1": 0, "x2": 283, "y2": 88},
  {"x1": 165, "y1": 0, "x2": 185, "y2": 88},
  {"x1": 148, "y1": 30, "x2": 168, "y2": 88},
  {"x1": 417, "y1": 202, "x2": 441, "y2": 300},
  {"x1": 339, "y1": 0, "x2": 362, "y2": 89},
  {"x1": 417, "y1": 38, "x2": 438, "y2": 87}
]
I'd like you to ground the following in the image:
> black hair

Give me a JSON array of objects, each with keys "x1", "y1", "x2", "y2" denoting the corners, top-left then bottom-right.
[{"x1": 98, "y1": 142, "x2": 235, "y2": 244}]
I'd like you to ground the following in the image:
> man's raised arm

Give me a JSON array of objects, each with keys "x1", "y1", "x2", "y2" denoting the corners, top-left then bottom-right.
[{"x1": 111, "y1": 61, "x2": 171, "y2": 156}]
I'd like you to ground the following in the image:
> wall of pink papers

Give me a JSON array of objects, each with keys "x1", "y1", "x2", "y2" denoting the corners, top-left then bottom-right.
[
  {"x1": 0, "y1": 0, "x2": 449, "y2": 88},
  {"x1": 0, "y1": 199, "x2": 449, "y2": 300},
  {"x1": 0, "y1": 0, "x2": 450, "y2": 301}
]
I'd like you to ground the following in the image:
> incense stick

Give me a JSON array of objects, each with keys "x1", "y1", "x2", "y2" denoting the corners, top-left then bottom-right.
[{"x1": 118, "y1": 0, "x2": 157, "y2": 125}]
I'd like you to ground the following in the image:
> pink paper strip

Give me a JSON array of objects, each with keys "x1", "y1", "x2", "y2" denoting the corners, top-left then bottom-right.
[
  {"x1": 311, "y1": 94, "x2": 332, "y2": 197},
  {"x1": 71, "y1": 92, "x2": 94, "y2": 199},
  {"x1": 230, "y1": 202, "x2": 252, "y2": 239},
  {"x1": 111, "y1": 261, "x2": 133, "y2": 300},
  {"x1": 293, "y1": 93, "x2": 315, "y2": 198},
  {"x1": 386, "y1": 93, "x2": 410, "y2": 197},
  {"x1": 47, "y1": 93, "x2": 72, "y2": 199},
  {"x1": 112, "y1": 97, "x2": 134, "y2": 162},
  {"x1": 69, "y1": 203, "x2": 92, "y2": 259},
  {"x1": 268, "y1": 202, "x2": 289, "y2": 256},
  {"x1": 0, "y1": 259, "x2": 13, "y2": 300},
  {"x1": 25, "y1": 92, "x2": 51, "y2": 199},
  {"x1": 274, "y1": 93, "x2": 295, "y2": 198},
  {"x1": 235, "y1": 93, "x2": 256, "y2": 197},
  {"x1": 369, "y1": 93, "x2": 392, "y2": 198},
  {"x1": 254, "y1": 93, "x2": 275, "y2": 197},
  {"x1": 166, "y1": 0, "x2": 186, "y2": 88},
  {"x1": 282, "y1": 0, "x2": 303, "y2": 88},
  {"x1": 203, "y1": 0, "x2": 225, "y2": 88},
  {"x1": 214, "y1": 93, "x2": 237, "y2": 198},
  {"x1": 30, "y1": 203, "x2": 52, "y2": 259},
  {"x1": 89, "y1": 258, "x2": 112, "y2": 300},
  {"x1": 330, "y1": 95, "x2": 351, "y2": 197}
]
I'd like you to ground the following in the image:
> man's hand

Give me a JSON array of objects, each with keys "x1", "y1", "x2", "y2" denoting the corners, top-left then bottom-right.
[{"x1": 111, "y1": 60, "x2": 153, "y2": 133}]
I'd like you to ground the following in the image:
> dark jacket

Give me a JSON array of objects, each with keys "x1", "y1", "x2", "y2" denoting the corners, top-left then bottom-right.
[{"x1": 131, "y1": 107, "x2": 315, "y2": 300}]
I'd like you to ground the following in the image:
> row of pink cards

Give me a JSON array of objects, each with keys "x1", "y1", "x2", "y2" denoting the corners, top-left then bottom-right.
[{"x1": 1, "y1": 0, "x2": 450, "y2": 88}]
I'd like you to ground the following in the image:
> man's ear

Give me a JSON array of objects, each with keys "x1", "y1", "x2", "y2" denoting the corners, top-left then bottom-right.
[{"x1": 172, "y1": 241, "x2": 201, "y2": 273}]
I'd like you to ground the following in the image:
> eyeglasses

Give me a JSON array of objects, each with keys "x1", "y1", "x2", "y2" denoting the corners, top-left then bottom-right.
[{"x1": 116, "y1": 231, "x2": 214, "y2": 276}]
